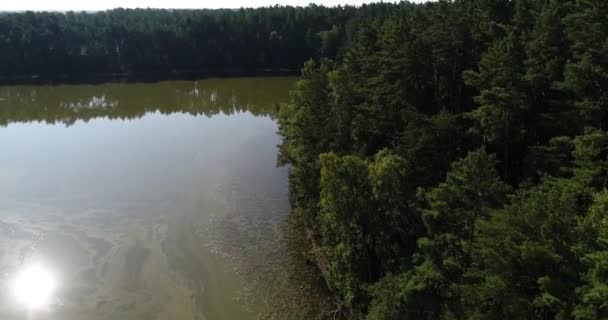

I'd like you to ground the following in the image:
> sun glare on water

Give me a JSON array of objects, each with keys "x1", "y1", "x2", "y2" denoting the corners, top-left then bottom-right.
[{"x1": 11, "y1": 264, "x2": 58, "y2": 310}]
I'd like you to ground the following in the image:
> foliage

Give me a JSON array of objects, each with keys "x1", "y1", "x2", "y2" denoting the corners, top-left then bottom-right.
[
  {"x1": 8, "y1": 0, "x2": 607, "y2": 318},
  {"x1": 0, "y1": 4, "x2": 400, "y2": 78},
  {"x1": 277, "y1": 0, "x2": 608, "y2": 318}
]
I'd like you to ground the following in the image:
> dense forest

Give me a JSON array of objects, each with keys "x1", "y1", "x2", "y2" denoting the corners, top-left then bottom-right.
[
  {"x1": 0, "y1": 4, "x2": 396, "y2": 79},
  {"x1": 4, "y1": 0, "x2": 608, "y2": 318},
  {"x1": 278, "y1": 0, "x2": 608, "y2": 319}
]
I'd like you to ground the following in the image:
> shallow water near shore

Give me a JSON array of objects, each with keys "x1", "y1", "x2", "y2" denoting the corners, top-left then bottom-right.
[{"x1": 0, "y1": 77, "x2": 332, "y2": 320}]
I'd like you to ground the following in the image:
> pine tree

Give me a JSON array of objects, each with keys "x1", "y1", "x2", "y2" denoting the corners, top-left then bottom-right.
[
  {"x1": 524, "y1": 0, "x2": 573, "y2": 141},
  {"x1": 470, "y1": 177, "x2": 588, "y2": 319},
  {"x1": 463, "y1": 31, "x2": 527, "y2": 182},
  {"x1": 278, "y1": 60, "x2": 334, "y2": 232},
  {"x1": 417, "y1": 149, "x2": 510, "y2": 317},
  {"x1": 560, "y1": 0, "x2": 608, "y2": 130}
]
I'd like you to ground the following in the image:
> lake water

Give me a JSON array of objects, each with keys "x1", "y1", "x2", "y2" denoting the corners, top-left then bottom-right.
[{"x1": 0, "y1": 77, "x2": 330, "y2": 320}]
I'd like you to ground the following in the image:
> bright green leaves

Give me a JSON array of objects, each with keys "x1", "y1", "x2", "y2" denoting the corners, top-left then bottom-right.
[
  {"x1": 575, "y1": 191, "x2": 608, "y2": 319},
  {"x1": 366, "y1": 265, "x2": 445, "y2": 320},
  {"x1": 319, "y1": 153, "x2": 374, "y2": 305},
  {"x1": 574, "y1": 250, "x2": 608, "y2": 320},
  {"x1": 318, "y1": 150, "x2": 419, "y2": 307},
  {"x1": 583, "y1": 191, "x2": 608, "y2": 240},
  {"x1": 572, "y1": 129, "x2": 608, "y2": 187}
]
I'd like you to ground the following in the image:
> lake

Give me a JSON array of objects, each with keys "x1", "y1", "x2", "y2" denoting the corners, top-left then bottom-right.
[{"x1": 0, "y1": 77, "x2": 331, "y2": 320}]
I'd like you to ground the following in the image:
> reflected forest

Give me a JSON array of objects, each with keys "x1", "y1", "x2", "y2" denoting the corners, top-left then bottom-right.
[{"x1": 0, "y1": 78, "x2": 294, "y2": 126}]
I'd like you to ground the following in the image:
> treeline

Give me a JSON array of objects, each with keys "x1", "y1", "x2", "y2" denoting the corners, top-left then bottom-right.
[
  {"x1": 278, "y1": 0, "x2": 608, "y2": 319},
  {"x1": 0, "y1": 4, "x2": 398, "y2": 78}
]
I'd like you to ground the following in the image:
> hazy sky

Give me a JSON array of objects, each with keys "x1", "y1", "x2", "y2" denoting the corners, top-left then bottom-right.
[{"x1": 1, "y1": 0, "x2": 412, "y2": 11}]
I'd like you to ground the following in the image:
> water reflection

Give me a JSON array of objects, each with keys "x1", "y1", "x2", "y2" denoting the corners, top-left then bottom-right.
[
  {"x1": 0, "y1": 77, "x2": 293, "y2": 126},
  {"x1": 12, "y1": 263, "x2": 59, "y2": 310},
  {"x1": 0, "y1": 77, "x2": 305, "y2": 320}
]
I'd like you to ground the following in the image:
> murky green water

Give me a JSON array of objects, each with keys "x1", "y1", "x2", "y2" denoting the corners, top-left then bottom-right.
[{"x1": 0, "y1": 77, "x2": 330, "y2": 320}]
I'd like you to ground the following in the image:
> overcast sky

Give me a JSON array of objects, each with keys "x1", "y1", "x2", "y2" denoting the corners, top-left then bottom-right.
[{"x1": 0, "y1": 0, "x2": 418, "y2": 11}]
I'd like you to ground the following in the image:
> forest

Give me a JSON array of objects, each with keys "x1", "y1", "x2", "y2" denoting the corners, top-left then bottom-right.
[
  {"x1": 277, "y1": 0, "x2": 608, "y2": 319},
  {"x1": 3, "y1": 0, "x2": 608, "y2": 318},
  {"x1": 0, "y1": 4, "x2": 396, "y2": 79}
]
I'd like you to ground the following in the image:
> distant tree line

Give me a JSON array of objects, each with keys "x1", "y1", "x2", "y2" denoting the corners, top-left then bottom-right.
[
  {"x1": 0, "y1": 4, "x2": 398, "y2": 78},
  {"x1": 278, "y1": 0, "x2": 608, "y2": 319}
]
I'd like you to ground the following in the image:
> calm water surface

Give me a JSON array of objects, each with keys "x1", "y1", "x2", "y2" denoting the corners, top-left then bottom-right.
[{"x1": 0, "y1": 77, "x2": 324, "y2": 320}]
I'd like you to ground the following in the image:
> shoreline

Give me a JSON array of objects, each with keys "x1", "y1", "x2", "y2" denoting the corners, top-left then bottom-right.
[{"x1": 0, "y1": 68, "x2": 299, "y2": 85}]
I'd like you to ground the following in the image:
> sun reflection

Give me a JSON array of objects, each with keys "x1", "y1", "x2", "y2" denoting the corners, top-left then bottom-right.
[{"x1": 11, "y1": 264, "x2": 58, "y2": 310}]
